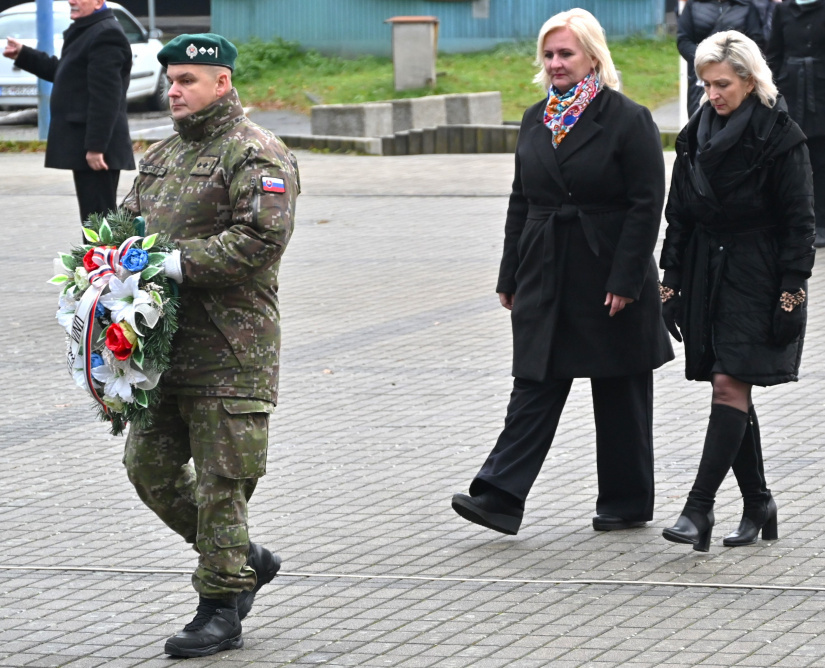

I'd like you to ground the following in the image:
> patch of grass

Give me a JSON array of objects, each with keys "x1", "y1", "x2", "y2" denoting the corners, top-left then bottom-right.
[
  {"x1": 235, "y1": 35, "x2": 678, "y2": 121},
  {"x1": 0, "y1": 140, "x2": 47, "y2": 152}
]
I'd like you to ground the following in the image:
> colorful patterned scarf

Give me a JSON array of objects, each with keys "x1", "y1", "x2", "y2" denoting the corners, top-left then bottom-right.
[{"x1": 543, "y1": 71, "x2": 602, "y2": 148}]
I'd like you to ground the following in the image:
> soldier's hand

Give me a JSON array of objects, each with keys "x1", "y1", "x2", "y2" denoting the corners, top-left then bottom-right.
[
  {"x1": 499, "y1": 292, "x2": 514, "y2": 310},
  {"x1": 86, "y1": 151, "x2": 108, "y2": 171},
  {"x1": 3, "y1": 37, "x2": 22, "y2": 60}
]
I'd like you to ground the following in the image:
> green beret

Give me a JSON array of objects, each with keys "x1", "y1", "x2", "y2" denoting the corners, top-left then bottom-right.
[{"x1": 158, "y1": 33, "x2": 238, "y2": 71}]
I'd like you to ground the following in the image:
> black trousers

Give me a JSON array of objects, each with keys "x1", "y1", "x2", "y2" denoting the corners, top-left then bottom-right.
[
  {"x1": 72, "y1": 169, "x2": 120, "y2": 225},
  {"x1": 471, "y1": 371, "x2": 655, "y2": 521},
  {"x1": 807, "y1": 136, "x2": 825, "y2": 231}
]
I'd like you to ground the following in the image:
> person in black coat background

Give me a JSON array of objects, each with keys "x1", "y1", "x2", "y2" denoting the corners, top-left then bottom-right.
[
  {"x1": 767, "y1": 0, "x2": 825, "y2": 246},
  {"x1": 451, "y1": 8, "x2": 673, "y2": 536},
  {"x1": 660, "y1": 30, "x2": 815, "y2": 552},
  {"x1": 678, "y1": 0, "x2": 766, "y2": 117},
  {"x1": 3, "y1": 0, "x2": 135, "y2": 224}
]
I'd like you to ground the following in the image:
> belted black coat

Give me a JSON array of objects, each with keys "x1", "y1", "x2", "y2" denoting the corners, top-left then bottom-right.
[
  {"x1": 766, "y1": 0, "x2": 825, "y2": 139},
  {"x1": 660, "y1": 98, "x2": 815, "y2": 385},
  {"x1": 14, "y1": 9, "x2": 135, "y2": 171},
  {"x1": 497, "y1": 88, "x2": 674, "y2": 382}
]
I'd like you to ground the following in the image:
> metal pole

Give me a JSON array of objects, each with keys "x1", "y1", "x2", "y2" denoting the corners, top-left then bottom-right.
[
  {"x1": 35, "y1": 0, "x2": 53, "y2": 141},
  {"x1": 148, "y1": 0, "x2": 156, "y2": 32}
]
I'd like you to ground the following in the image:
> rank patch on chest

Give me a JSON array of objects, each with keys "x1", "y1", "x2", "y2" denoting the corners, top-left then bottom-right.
[
  {"x1": 261, "y1": 176, "x2": 286, "y2": 193},
  {"x1": 190, "y1": 156, "x2": 219, "y2": 176}
]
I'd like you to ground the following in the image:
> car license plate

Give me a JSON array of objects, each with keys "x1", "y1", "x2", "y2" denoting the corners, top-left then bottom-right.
[{"x1": 0, "y1": 85, "x2": 38, "y2": 96}]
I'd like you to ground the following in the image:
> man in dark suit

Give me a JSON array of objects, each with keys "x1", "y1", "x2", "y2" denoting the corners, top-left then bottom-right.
[{"x1": 3, "y1": 0, "x2": 135, "y2": 224}]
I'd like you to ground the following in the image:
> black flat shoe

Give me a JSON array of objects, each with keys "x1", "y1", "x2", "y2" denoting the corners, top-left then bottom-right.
[
  {"x1": 451, "y1": 491, "x2": 523, "y2": 535},
  {"x1": 164, "y1": 598, "x2": 243, "y2": 658},
  {"x1": 592, "y1": 514, "x2": 647, "y2": 531},
  {"x1": 723, "y1": 497, "x2": 778, "y2": 547},
  {"x1": 662, "y1": 510, "x2": 715, "y2": 552},
  {"x1": 237, "y1": 542, "x2": 281, "y2": 620}
]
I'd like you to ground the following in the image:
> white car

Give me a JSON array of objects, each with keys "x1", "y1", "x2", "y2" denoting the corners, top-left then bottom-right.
[{"x1": 0, "y1": 1, "x2": 165, "y2": 110}]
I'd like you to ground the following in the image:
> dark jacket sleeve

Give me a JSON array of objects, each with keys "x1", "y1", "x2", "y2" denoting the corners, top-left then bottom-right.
[
  {"x1": 83, "y1": 26, "x2": 132, "y2": 154},
  {"x1": 743, "y1": 3, "x2": 767, "y2": 52},
  {"x1": 495, "y1": 110, "x2": 530, "y2": 295},
  {"x1": 765, "y1": 5, "x2": 785, "y2": 77},
  {"x1": 659, "y1": 136, "x2": 694, "y2": 289},
  {"x1": 605, "y1": 104, "x2": 666, "y2": 300},
  {"x1": 13, "y1": 44, "x2": 59, "y2": 82},
  {"x1": 768, "y1": 140, "x2": 816, "y2": 289},
  {"x1": 677, "y1": 2, "x2": 698, "y2": 65}
]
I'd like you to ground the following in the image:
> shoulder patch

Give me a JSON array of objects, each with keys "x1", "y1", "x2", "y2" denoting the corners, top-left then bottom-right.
[
  {"x1": 261, "y1": 176, "x2": 286, "y2": 193},
  {"x1": 190, "y1": 156, "x2": 220, "y2": 176}
]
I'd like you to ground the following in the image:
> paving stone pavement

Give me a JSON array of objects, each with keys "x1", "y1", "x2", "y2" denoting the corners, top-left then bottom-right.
[{"x1": 1, "y1": 149, "x2": 824, "y2": 667}]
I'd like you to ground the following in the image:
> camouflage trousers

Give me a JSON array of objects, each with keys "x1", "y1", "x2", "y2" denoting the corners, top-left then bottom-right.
[{"x1": 123, "y1": 394, "x2": 271, "y2": 598}]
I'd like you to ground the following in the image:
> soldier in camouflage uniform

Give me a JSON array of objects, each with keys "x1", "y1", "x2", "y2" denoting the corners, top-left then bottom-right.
[{"x1": 119, "y1": 33, "x2": 299, "y2": 658}]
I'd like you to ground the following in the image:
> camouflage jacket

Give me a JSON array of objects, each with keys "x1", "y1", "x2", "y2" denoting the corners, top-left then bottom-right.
[{"x1": 122, "y1": 89, "x2": 299, "y2": 405}]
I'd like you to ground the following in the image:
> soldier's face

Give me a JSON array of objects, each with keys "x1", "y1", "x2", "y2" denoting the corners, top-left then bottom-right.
[
  {"x1": 166, "y1": 65, "x2": 230, "y2": 120},
  {"x1": 68, "y1": 0, "x2": 105, "y2": 20}
]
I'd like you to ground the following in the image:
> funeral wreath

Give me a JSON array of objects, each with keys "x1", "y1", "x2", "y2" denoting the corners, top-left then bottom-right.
[{"x1": 49, "y1": 210, "x2": 179, "y2": 435}]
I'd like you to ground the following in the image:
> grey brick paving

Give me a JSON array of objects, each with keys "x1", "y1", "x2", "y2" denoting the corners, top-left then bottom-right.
[{"x1": 2, "y1": 150, "x2": 825, "y2": 666}]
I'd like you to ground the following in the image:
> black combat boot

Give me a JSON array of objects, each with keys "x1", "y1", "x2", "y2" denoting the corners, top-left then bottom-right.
[
  {"x1": 238, "y1": 542, "x2": 281, "y2": 620},
  {"x1": 164, "y1": 596, "x2": 242, "y2": 658}
]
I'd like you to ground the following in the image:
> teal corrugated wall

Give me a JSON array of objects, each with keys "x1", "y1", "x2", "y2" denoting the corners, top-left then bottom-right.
[{"x1": 213, "y1": 0, "x2": 666, "y2": 55}]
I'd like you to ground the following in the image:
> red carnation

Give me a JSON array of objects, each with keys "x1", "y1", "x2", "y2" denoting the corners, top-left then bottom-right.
[{"x1": 82, "y1": 248, "x2": 98, "y2": 272}]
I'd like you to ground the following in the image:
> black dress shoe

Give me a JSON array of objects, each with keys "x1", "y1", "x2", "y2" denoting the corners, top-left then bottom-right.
[
  {"x1": 592, "y1": 514, "x2": 647, "y2": 531},
  {"x1": 662, "y1": 509, "x2": 715, "y2": 552},
  {"x1": 164, "y1": 597, "x2": 243, "y2": 658},
  {"x1": 723, "y1": 497, "x2": 778, "y2": 547},
  {"x1": 237, "y1": 542, "x2": 281, "y2": 620},
  {"x1": 451, "y1": 490, "x2": 523, "y2": 535}
]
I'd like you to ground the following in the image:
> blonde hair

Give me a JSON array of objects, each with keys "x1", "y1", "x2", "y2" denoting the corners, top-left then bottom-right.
[
  {"x1": 694, "y1": 30, "x2": 777, "y2": 108},
  {"x1": 533, "y1": 8, "x2": 619, "y2": 91}
]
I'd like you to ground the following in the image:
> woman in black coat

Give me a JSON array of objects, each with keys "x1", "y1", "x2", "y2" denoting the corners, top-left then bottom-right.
[
  {"x1": 451, "y1": 8, "x2": 673, "y2": 536},
  {"x1": 767, "y1": 0, "x2": 825, "y2": 246},
  {"x1": 678, "y1": 0, "x2": 766, "y2": 116},
  {"x1": 660, "y1": 30, "x2": 815, "y2": 552}
]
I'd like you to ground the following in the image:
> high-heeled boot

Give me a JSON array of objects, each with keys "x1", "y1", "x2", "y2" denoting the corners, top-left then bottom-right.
[
  {"x1": 724, "y1": 406, "x2": 778, "y2": 546},
  {"x1": 663, "y1": 404, "x2": 749, "y2": 552}
]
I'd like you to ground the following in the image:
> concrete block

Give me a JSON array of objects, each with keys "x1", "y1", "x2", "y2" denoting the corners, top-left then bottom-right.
[
  {"x1": 387, "y1": 17, "x2": 439, "y2": 91},
  {"x1": 381, "y1": 135, "x2": 396, "y2": 156},
  {"x1": 435, "y1": 126, "x2": 450, "y2": 154},
  {"x1": 444, "y1": 92, "x2": 503, "y2": 125},
  {"x1": 391, "y1": 96, "x2": 447, "y2": 132},
  {"x1": 407, "y1": 129, "x2": 424, "y2": 155},
  {"x1": 461, "y1": 126, "x2": 477, "y2": 153},
  {"x1": 311, "y1": 102, "x2": 393, "y2": 138},
  {"x1": 394, "y1": 131, "x2": 410, "y2": 156},
  {"x1": 422, "y1": 128, "x2": 436, "y2": 154}
]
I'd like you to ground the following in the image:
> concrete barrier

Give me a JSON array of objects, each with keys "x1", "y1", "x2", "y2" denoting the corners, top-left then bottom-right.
[
  {"x1": 444, "y1": 92, "x2": 502, "y2": 126},
  {"x1": 392, "y1": 96, "x2": 448, "y2": 132},
  {"x1": 310, "y1": 102, "x2": 393, "y2": 138}
]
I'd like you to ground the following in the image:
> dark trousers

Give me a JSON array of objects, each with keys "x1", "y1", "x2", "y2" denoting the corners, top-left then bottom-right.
[
  {"x1": 807, "y1": 136, "x2": 825, "y2": 231},
  {"x1": 72, "y1": 169, "x2": 120, "y2": 225},
  {"x1": 471, "y1": 371, "x2": 655, "y2": 521}
]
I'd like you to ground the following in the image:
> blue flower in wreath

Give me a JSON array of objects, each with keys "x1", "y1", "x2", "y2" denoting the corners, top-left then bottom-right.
[
  {"x1": 90, "y1": 352, "x2": 105, "y2": 368},
  {"x1": 122, "y1": 248, "x2": 149, "y2": 273},
  {"x1": 95, "y1": 303, "x2": 107, "y2": 319}
]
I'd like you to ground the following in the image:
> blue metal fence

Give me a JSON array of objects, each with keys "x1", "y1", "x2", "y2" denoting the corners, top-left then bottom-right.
[{"x1": 213, "y1": 0, "x2": 666, "y2": 55}]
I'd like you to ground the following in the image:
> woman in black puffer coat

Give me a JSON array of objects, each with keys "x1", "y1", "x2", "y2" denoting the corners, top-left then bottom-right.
[
  {"x1": 659, "y1": 31, "x2": 815, "y2": 552},
  {"x1": 678, "y1": 0, "x2": 766, "y2": 116}
]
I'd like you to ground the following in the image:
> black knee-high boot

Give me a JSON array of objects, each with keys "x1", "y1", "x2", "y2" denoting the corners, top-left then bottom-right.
[
  {"x1": 663, "y1": 403, "x2": 749, "y2": 551},
  {"x1": 724, "y1": 406, "x2": 778, "y2": 546}
]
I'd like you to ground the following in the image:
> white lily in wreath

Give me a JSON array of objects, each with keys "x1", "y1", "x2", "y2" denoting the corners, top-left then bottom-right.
[
  {"x1": 99, "y1": 273, "x2": 160, "y2": 335},
  {"x1": 56, "y1": 293, "x2": 77, "y2": 335},
  {"x1": 91, "y1": 355, "x2": 150, "y2": 403}
]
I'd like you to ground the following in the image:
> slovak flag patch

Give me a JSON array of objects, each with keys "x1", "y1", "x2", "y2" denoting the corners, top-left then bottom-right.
[{"x1": 261, "y1": 176, "x2": 286, "y2": 193}]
